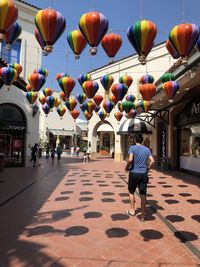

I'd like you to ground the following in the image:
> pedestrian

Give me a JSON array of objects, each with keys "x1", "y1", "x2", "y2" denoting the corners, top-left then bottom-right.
[
  {"x1": 70, "y1": 146, "x2": 74, "y2": 157},
  {"x1": 75, "y1": 146, "x2": 80, "y2": 157},
  {"x1": 56, "y1": 145, "x2": 62, "y2": 160},
  {"x1": 50, "y1": 147, "x2": 56, "y2": 163},
  {"x1": 45, "y1": 145, "x2": 50, "y2": 159},
  {"x1": 86, "y1": 147, "x2": 91, "y2": 161},
  {"x1": 83, "y1": 150, "x2": 88, "y2": 163},
  {"x1": 125, "y1": 133, "x2": 154, "y2": 221},
  {"x1": 30, "y1": 143, "x2": 38, "y2": 167}
]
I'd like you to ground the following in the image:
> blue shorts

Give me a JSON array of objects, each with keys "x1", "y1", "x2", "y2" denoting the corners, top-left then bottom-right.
[{"x1": 128, "y1": 172, "x2": 149, "y2": 195}]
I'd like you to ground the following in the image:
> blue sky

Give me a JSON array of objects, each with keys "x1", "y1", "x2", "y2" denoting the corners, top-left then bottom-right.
[{"x1": 27, "y1": 0, "x2": 200, "y2": 96}]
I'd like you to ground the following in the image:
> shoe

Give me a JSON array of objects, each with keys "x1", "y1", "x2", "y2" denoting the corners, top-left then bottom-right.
[{"x1": 126, "y1": 210, "x2": 135, "y2": 216}]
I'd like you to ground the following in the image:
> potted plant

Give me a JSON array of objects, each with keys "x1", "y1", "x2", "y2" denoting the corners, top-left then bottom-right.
[{"x1": 100, "y1": 146, "x2": 110, "y2": 155}]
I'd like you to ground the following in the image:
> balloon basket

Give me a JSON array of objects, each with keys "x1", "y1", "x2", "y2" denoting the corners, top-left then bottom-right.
[
  {"x1": 168, "y1": 99, "x2": 174, "y2": 103},
  {"x1": 109, "y1": 57, "x2": 114, "y2": 64},
  {"x1": 6, "y1": 85, "x2": 11, "y2": 91},
  {"x1": 0, "y1": 33, "x2": 4, "y2": 42},
  {"x1": 138, "y1": 55, "x2": 146, "y2": 65},
  {"x1": 181, "y1": 57, "x2": 188, "y2": 65},
  {"x1": 75, "y1": 55, "x2": 80, "y2": 59},
  {"x1": 44, "y1": 45, "x2": 53, "y2": 53},
  {"x1": 90, "y1": 47, "x2": 97, "y2": 55},
  {"x1": 46, "y1": 115, "x2": 48, "y2": 117},
  {"x1": 60, "y1": 117, "x2": 63, "y2": 120},
  {"x1": 42, "y1": 50, "x2": 49, "y2": 56},
  {"x1": 6, "y1": 44, "x2": 11, "y2": 51}
]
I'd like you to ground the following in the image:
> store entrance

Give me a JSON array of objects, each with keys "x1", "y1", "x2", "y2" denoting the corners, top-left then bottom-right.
[{"x1": 0, "y1": 104, "x2": 26, "y2": 167}]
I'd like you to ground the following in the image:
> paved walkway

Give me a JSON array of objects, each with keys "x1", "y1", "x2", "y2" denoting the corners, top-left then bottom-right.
[{"x1": 0, "y1": 156, "x2": 199, "y2": 267}]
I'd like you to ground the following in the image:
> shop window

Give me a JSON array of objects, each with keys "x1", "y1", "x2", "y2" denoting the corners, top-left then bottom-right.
[
  {"x1": 102, "y1": 133, "x2": 110, "y2": 149},
  {"x1": 180, "y1": 124, "x2": 200, "y2": 157},
  {"x1": 0, "y1": 39, "x2": 21, "y2": 64}
]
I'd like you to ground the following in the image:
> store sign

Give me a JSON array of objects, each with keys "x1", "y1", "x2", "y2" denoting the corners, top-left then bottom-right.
[
  {"x1": 161, "y1": 129, "x2": 166, "y2": 162},
  {"x1": 191, "y1": 102, "x2": 200, "y2": 115},
  {"x1": 0, "y1": 124, "x2": 25, "y2": 131}
]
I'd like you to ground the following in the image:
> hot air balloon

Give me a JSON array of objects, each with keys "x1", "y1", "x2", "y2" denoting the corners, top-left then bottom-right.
[
  {"x1": 56, "y1": 72, "x2": 68, "y2": 81},
  {"x1": 46, "y1": 95, "x2": 56, "y2": 109},
  {"x1": 57, "y1": 107, "x2": 66, "y2": 118},
  {"x1": 83, "y1": 110, "x2": 93, "y2": 121},
  {"x1": 111, "y1": 83, "x2": 128, "y2": 101},
  {"x1": 34, "y1": 67, "x2": 48, "y2": 78},
  {"x1": 127, "y1": 20, "x2": 157, "y2": 64},
  {"x1": 65, "y1": 98, "x2": 77, "y2": 111},
  {"x1": 70, "y1": 109, "x2": 80, "y2": 120},
  {"x1": 93, "y1": 94, "x2": 103, "y2": 106},
  {"x1": 161, "y1": 73, "x2": 175, "y2": 83},
  {"x1": 28, "y1": 72, "x2": 46, "y2": 92},
  {"x1": 5, "y1": 22, "x2": 21, "y2": 50},
  {"x1": 127, "y1": 109, "x2": 137, "y2": 119},
  {"x1": 39, "y1": 95, "x2": 46, "y2": 105},
  {"x1": 26, "y1": 91, "x2": 38, "y2": 105},
  {"x1": 76, "y1": 93, "x2": 86, "y2": 104},
  {"x1": 121, "y1": 101, "x2": 133, "y2": 113},
  {"x1": 43, "y1": 87, "x2": 53, "y2": 97},
  {"x1": 94, "y1": 105, "x2": 100, "y2": 113},
  {"x1": 77, "y1": 73, "x2": 91, "y2": 86},
  {"x1": 166, "y1": 39, "x2": 180, "y2": 59},
  {"x1": 67, "y1": 29, "x2": 87, "y2": 59},
  {"x1": 85, "y1": 100, "x2": 96, "y2": 114},
  {"x1": 109, "y1": 94, "x2": 118, "y2": 105},
  {"x1": 119, "y1": 75, "x2": 133, "y2": 88},
  {"x1": 79, "y1": 11, "x2": 108, "y2": 55},
  {"x1": 58, "y1": 76, "x2": 75, "y2": 97},
  {"x1": 162, "y1": 81, "x2": 180, "y2": 101},
  {"x1": 80, "y1": 103, "x2": 87, "y2": 112},
  {"x1": 102, "y1": 100, "x2": 114, "y2": 114},
  {"x1": 35, "y1": 8, "x2": 66, "y2": 53},
  {"x1": 101, "y1": 33, "x2": 122, "y2": 62},
  {"x1": 82, "y1": 80, "x2": 99, "y2": 99},
  {"x1": 100, "y1": 74, "x2": 114, "y2": 94},
  {"x1": 54, "y1": 98, "x2": 61, "y2": 108},
  {"x1": 140, "y1": 100, "x2": 151, "y2": 113},
  {"x1": 34, "y1": 28, "x2": 48, "y2": 56},
  {"x1": 59, "y1": 91, "x2": 67, "y2": 102},
  {"x1": 169, "y1": 23, "x2": 199, "y2": 64},
  {"x1": 126, "y1": 94, "x2": 136, "y2": 103},
  {"x1": 114, "y1": 111, "x2": 123, "y2": 122},
  {"x1": 0, "y1": 0, "x2": 18, "y2": 41},
  {"x1": 118, "y1": 102, "x2": 123, "y2": 112},
  {"x1": 0, "y1": 66, "x2": 18, "y2": 90},
  {"x1": 139, "y1": 83, "x2": 156, "y2": 101},
  {"x1": 9, "y1": 63, "x2": 22, "y2": 75},
  {"x1": 26, "y1": 83, "x2": 32, "y2": 91},
  {"x1": 98, "y1": 110, "x2": 107, "y2": 121},
  {"x1": 139, "y1": 74, "x2": 154, "y2": 84},
  {"x1": 42, "y1": 103, "x2": 50, "y2": 116}
]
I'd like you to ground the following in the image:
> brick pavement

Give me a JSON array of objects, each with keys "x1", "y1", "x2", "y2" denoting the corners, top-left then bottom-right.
[{"x1": 0, "y1": 156, "x2": 199, "y2": 267}]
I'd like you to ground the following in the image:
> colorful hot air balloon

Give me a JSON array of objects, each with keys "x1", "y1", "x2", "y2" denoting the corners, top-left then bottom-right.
[
  {"x1": 169, "y1": 23, "x2": 199, "y2": 64},
  {"x1": 111, "y1": 83, "x2": 128, "y2": 101},
  {"x1": 58, "y1": 76, "x2": 75, "y2": 97},
  {"x1": 9, "y1": 63, "x2": 22, "y2": 75},
  {"x1": 5, "y1": 21, "x2": 21, "y2": 50},
  {"x1": 56, "y1": 72, "x2": 68, "y2": 81},
  {"x1": 26, "y1": 91, "x2": 38, "y2": 105},
  {"x1": 54, "y1": 98, "x2": 61, "y2": 108},
  {"x1": 102, "y1": 100, "x2": 114, "y2": 114},
  {"x1": 26, "y1": 83, "x2": 32, "y2": 91},
  {"x1": 127, "y1": 109, "x2": 137, "y2": 119},
  {"x1": 114, "y1": 111, "x2": 123, "y2": 122},
  {"x1": 83, "y1": 110, "x2": 93, "y2": 121},
  {"x1": 34, "y1": 67, "x2": 48, "y2": 78},
  {"x1": 139, "y1": 74, "x2": 154, "y2": 84},
  {"x1": 0, "y1": 0, "x2": 18, "y2": 41},
  {"x1": 118, "y1": 102, "x2": 123, "y2": 112},
  {"x1": 109, "y1": 94, "x2": 118, "y2": 105},
  {"x1": 126, "y1": 94, "x2": 136, "y2": 103},
  {"x1": 65, "y1": 98, "x2": 77, "y2": 111},
  {"x1": 46, "y1": 95, "x2": 56, "y2": 109},
  {"x1": 119, "y1": 75, "x2": 133, "y2": 88},
  {"x1": 43, "y1": 87, "x2": 53, "y2": 97},
  {"x1": 42, "y1": 103, "x2": 50, "y2": 116},
  {"x1": 85, "y1": 100, "x2": 96, "y2": 114},
  {"x1": 94, "y1": 105, "x2": 100, "y2": 113},
  {"x1": 59, "y1": 91, "x2": 67, "y2": 102},
  {"x1": 79, "y1": 11, "x2": 109, "y2": 55},
  {"x1": 0, "y1": 66, "x2": 18, "y2": 89},
  {"x1": 121, "y1": 101, "x2": 133, "y2": 113},
  {"x1": 166, "y1": 39, "x2": 180, "y2": 59},
  {"x1": 35, "y1": 8, "x2": 66, "y2": 53},
  {"x1": 77, "y1": 73, "x2": 91, "y2": 86},
  {"x1": 76, "y1": 93, "x2": 86, "y2": 104},
  {"x1": 82, "y1": 80, "x2": 99, "y2": 99},
  {"x1": 100, "y1": 74, "x2": 114, "y2": 93},
  {"x1": 39, "y1": 95, "x2": 46, "y2": 105},
  {"x1": 67, "y1": 29, "x2": 87, "y2": 59},
  {"x1": 80, "y1": 103, "x2": 87, "y2": 112},
  {"x1": 34, "y1": 28, "x2": 48, "y2": 55},
  {"x1": 139, "y1": 83, "x2": 156, "y2": 101},
  {"x1": 57, "y1": 107, "x2": 66, "y2": 118},
  {"x1": 127, "y1": 20, "x2": 157, "y2": 64},
  {"x1": 140, "y1": 100, "x2": 151, "y2": 113},
  {"x1": 101, "y1": 33, "x2": 122, "y2": 62},
  {"x1": 28, "y1": 72, "x2": 46, "y2": 92},
  {"x1": 93, "y1": 94, "x2": 103, "y2": 106},
  {"x1": 70, "y1": 109, "x2": 80, "y2": 120},
  {"x1": 162, "y1": 81, "x2": 180, "y2": 101},
  {"x1": 98, "y1": 110, "x2": 107, "y2": 121},
  {"x1": 161, "y1": 73, "x2": 175, "y2": 83}
]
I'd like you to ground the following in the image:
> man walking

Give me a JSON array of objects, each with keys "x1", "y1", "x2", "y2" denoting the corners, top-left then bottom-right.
[{"x1": 125, "y1": 133, "x2": 154, "y2": 221}]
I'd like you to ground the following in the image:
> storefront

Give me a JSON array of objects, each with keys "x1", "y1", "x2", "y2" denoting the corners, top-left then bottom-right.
[
  {"x1": 0, "y1": 104, "x2": 26, "y2": 167},
  {"x1": 176, "y1": 95, "x2": 200, "y2": 174}
]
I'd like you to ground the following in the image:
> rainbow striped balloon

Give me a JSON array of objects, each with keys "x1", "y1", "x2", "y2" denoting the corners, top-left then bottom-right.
[
  {"x1": 67, "y1": 29, "x2": 87, "y2": 59},
  {"x1": 57, "y1": 107, "x2": 66, "y2": 118},
  {"x1": 119, "y1": 75, "x2": 133, "y2": 88},
  {"x1": 100, "y1": 74, "x2": 114, "y2": 93},
  {"x1": 26, "y1": 91, "x2": 38, "y2": 105},
  {"x1": 5, "y1": 22, "x2": 21, "y2": 50},
  {"x1": 98, "y1": 110, "x2": 107, "y2": 121}
]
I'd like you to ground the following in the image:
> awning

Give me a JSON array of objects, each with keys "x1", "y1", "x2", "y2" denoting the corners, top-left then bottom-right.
[
  {"x1": 97, "y1": 123, "x2": 114, "y2": 132},
  {"x1": 49, "y1": 129, "x2": 73, "y2": 136},
  {"x1": 117, "y1": 118, "x2": 152, "y2": 135}
]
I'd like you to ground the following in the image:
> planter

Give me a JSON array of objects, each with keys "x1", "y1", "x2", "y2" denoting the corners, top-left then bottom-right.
[{"x1": 100, "y1": 150, "x2": 109, "y2": 156}]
